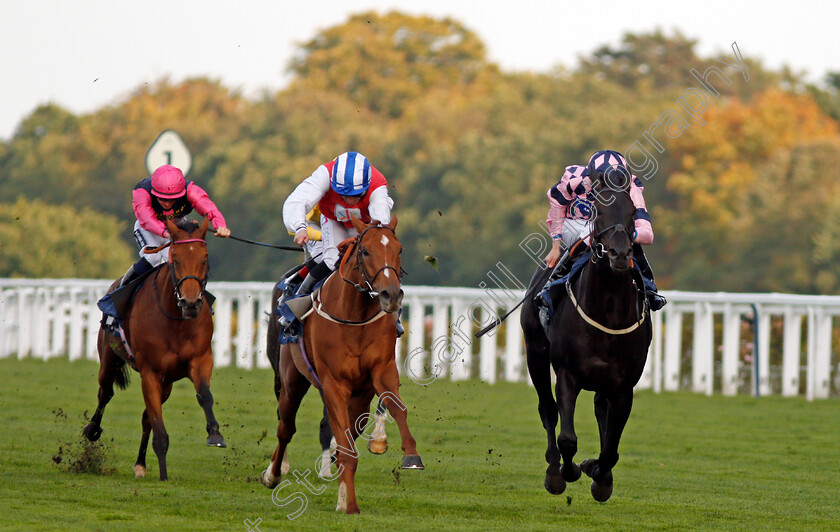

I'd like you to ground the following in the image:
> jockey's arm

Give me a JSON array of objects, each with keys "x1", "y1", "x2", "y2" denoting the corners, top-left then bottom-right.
[
  {"x1": 629, "y1": 177, "x2": 654, "y2": 245},
  {"x1": 186, "y1": 183, "x2": 229, "y2": 236},
  {"x1": 132, "y1": 188, "x2": 168, "y2": 237},
  {"x1": 283, "y1": 166, "x2": 330, "y2": 236},
  {"x1": 367, "y1": 186, "x2": 394, "y2": 224}
]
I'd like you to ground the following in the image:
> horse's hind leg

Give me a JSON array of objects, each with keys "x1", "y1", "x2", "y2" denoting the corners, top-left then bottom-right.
[
  {"x1": 317, "y1": 388, "x2": 335, "y2": 478},
  {"x1": 261, "y1": 354, "x2": 310, "y2": 489},
  {"x1": 134, "y1": 382, "x2": 172, "y2": 478},
  {"x1": 190, "y1": 353, "x2": 226, "y2": 448},
  {"x1": 580, "y1": 390, "x2": 633, "y2": 502},
  {"x1": 83, "y1": 334, "x2": 128, "y2": 442},
  {"x1": 555, "y1": 370, "x2": 583, "y2": 483},
  {"x1": 367, "y1": 396, "x2": 388, "y2": 455}
]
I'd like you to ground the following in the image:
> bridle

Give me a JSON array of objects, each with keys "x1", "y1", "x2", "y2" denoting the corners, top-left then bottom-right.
[
  {"x1": 589, "y1": 188, "x2": 633, "y2": 262},
  {"x1": 339, "y1": 224, "x2": 405, "y2": 297},
  {"x1": 309, "y1": 223, "x2": 404, "y2": 326},
  {"x1": 150, "y1": 238, "x2": 208, "y2": 321},
  {"x1": 591, "y1": 223, "x2": 632, "y2": 261},
  {"x1": 168, "y1": 238, "x2": 208, "y2": 303}
]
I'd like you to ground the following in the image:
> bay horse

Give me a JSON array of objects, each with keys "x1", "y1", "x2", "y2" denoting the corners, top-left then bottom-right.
[
  {"x1": 261, "y1": 216, "x2": 424, "y2": 515},
  {"x1": 520, "y1": 173, "x2": 652, "y2": 502},
  {"x1": 83, "y1": 217, "x2": 225, "y2": 480}
]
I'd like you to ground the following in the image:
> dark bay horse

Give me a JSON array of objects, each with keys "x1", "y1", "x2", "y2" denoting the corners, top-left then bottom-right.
[
  {"x1": 261, "y1": 216, "x2": 423, "y2": 515},
  {"x1": 83, "y1": 217, "x2": 225, "y2": 480},
  {"x1": 521, "y1": 174, "x2": 652, "y2": 502}
]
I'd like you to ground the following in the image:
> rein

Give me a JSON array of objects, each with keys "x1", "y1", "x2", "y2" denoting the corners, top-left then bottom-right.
[
  {"x1": 565, "y1": 278, "x2": 648, "y2": 335},
  {"x1": 310, "y1": 284, "x2": 389, "y2": 326}
]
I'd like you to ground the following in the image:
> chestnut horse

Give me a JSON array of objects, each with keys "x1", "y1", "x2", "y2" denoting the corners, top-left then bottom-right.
[
  {"x1": 83, "y1": 217, "x2": 225, "y2": 480},
  {"x1": 520, "y1": 173, "x2": 652, "y2": 501},
  {"x1": 261, "y1": 216, "x2": 424, "y2": 515}
]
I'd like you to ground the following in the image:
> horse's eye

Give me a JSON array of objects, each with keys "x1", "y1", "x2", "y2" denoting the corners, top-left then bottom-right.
[{"x1": 361, "y1": 249, "x2": 370, "y2": 256}]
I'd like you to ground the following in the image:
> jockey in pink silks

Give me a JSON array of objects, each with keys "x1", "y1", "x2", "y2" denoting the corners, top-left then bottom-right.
[
  {"x1": 118, "y1": 164, "x2": 230, "y2": 288},
  {"x1": 541, "y1": 150, "x2": 666, "y2": 312}
]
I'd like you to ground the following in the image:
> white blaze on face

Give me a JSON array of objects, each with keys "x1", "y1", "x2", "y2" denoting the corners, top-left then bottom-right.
[{"x1": 381, "y1": 234, "x2": 391, "y2": 278}]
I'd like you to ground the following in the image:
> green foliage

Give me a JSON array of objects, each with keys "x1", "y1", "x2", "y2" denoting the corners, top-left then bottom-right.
[
  {"x1": 0, "y1": 14, "x2": 836, "y2": 293},
  {"x1": 0, "y1": 197, "x2": 132, "y2": 278}
]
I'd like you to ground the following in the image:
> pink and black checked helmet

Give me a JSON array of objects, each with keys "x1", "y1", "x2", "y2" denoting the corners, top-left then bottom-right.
[
  {"x1": 150, "y1": 165, "x2": 187, "y2": 199},
  {"x1": 586, "y1": 150, "x2": 631, "y2": 189}
]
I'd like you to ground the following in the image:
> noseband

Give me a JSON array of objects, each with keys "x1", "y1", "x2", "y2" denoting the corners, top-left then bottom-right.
[
  {"x1": 340, "y1": 224, "x2": 404, "y2": 297},
  {"x1": 591, "y1": 223, "x2": 631, "y2": 261}
]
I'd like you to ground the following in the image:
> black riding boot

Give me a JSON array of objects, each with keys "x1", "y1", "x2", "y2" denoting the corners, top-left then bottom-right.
[
  {"x1": 534, "y1": 243, "x2": 580, "y2": 330},
  {"x1": 633, "y1": 244, "x2": 667, "y2": 311},
  {"x1": 277, "y1": 261, "x2": 333, "y2": 328},
  {"x1": 276, "y1": 258, "x2": 319, "y2": 313},
  {"x1": 118, "y1": 257, "x2": 153, "y2": 289},
  {"x1": 296, "y1": 260, "x2": 333, "y2": 297}
]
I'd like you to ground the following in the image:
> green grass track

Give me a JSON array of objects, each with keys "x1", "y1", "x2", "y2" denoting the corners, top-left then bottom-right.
[{"x1": 1, "y1": 358, "x2": 838, "y2": 531}]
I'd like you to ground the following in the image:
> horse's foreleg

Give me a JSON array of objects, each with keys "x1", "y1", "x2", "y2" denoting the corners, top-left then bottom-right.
[
  {"x1": 580, "y1": 390, "x2": 633, "y2": 502},
  {"x1": 134, "y1": 383, "x2": 172, "y2": 478},
  {"x1": 525, "y1": 337, "x2": 563, "y2": 494},
  {"x1": 140, "y1": 372, "x2": 169, "y2": 481},
  {"x1": 371, "y1": 363, "x2": 423, "y2": 470},
  {"x1": 189, "y1": 354, "x2": 225, "y2": 448},
  {"x1": 555, "y1": 370, "x2": 582, "y2": 484},
  {"x1": 261, "y1": 363, "x2": 310, "y2": 489},
  {"x1": 321, "y1": 378, "x2": 361, "y2": 514}
]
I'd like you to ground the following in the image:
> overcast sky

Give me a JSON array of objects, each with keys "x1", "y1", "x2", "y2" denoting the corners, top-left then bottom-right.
[{"x1": 1, "y1": 0, "x2": 838, "y2": 141}]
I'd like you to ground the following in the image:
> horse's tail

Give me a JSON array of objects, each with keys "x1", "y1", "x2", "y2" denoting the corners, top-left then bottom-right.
[{"x1": 114, "y1": 358, "x2": 131, "y2": 390}]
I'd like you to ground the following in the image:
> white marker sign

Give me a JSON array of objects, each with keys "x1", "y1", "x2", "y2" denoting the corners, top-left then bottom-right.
[{"x1": 145, "y1": 130, "x2": 192, "y2": 176}]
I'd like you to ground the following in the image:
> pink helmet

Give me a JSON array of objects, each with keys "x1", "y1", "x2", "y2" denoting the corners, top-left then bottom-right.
[{"x1": 150, "y1": 165, "x2": 187, "y2": 198}]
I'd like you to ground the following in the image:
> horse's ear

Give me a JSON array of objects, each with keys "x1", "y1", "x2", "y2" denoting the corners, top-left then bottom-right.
[
  {"x1": 166, "y1": 218, "x2": 181, "y2": 240},
  {"x1": 349, "y1": 215, "x2": 367, "y2": 233},
  {"x1": 198, "y1": 216, "x2": 210, "y2": 239},
  {"x1": 387, "y1": 215, "x2": 398, "y2": 231}
]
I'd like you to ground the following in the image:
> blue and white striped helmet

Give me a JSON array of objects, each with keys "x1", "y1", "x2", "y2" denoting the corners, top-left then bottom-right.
[{"x1": 330, "y1": 152, "x2": 371, "y2": 196}]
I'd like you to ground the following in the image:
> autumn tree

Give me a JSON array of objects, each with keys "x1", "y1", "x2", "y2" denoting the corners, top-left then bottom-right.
[{"x1": 290, "y1": 11, "x2": 497, "y2": 118}]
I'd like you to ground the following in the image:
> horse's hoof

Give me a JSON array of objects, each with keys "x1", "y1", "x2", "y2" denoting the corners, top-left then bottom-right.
[
  {"x1": 544, "y1": 473, "x2": 566, "y2": 495},
  {"x1": 206, "y1": 434, "x2": 226, "y2": 448},
  {"x1": 591, "y1": 479, "x2": 614, "y2": 502},
  {"x1": 579, "y1": 458, "x2": 597, "y2": 478},
  {"x1": 82, "y1": 423, "x2": 102, "y2": 442},
  {"x1": 400, "y1": 455, "x2": 424, "y2": 469},
  {"x1": 561, "y1": 461, "x2": 581, "y2": 483},
  {"x1": 367, "y1": 438, "x2": 388, "y2": 455},
  {"x1": 134, "y1": 464, "x2": 146, "y2": 478},
  {"x1": 260, "y1": 470, "x2": 279, "y2": 489}
]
